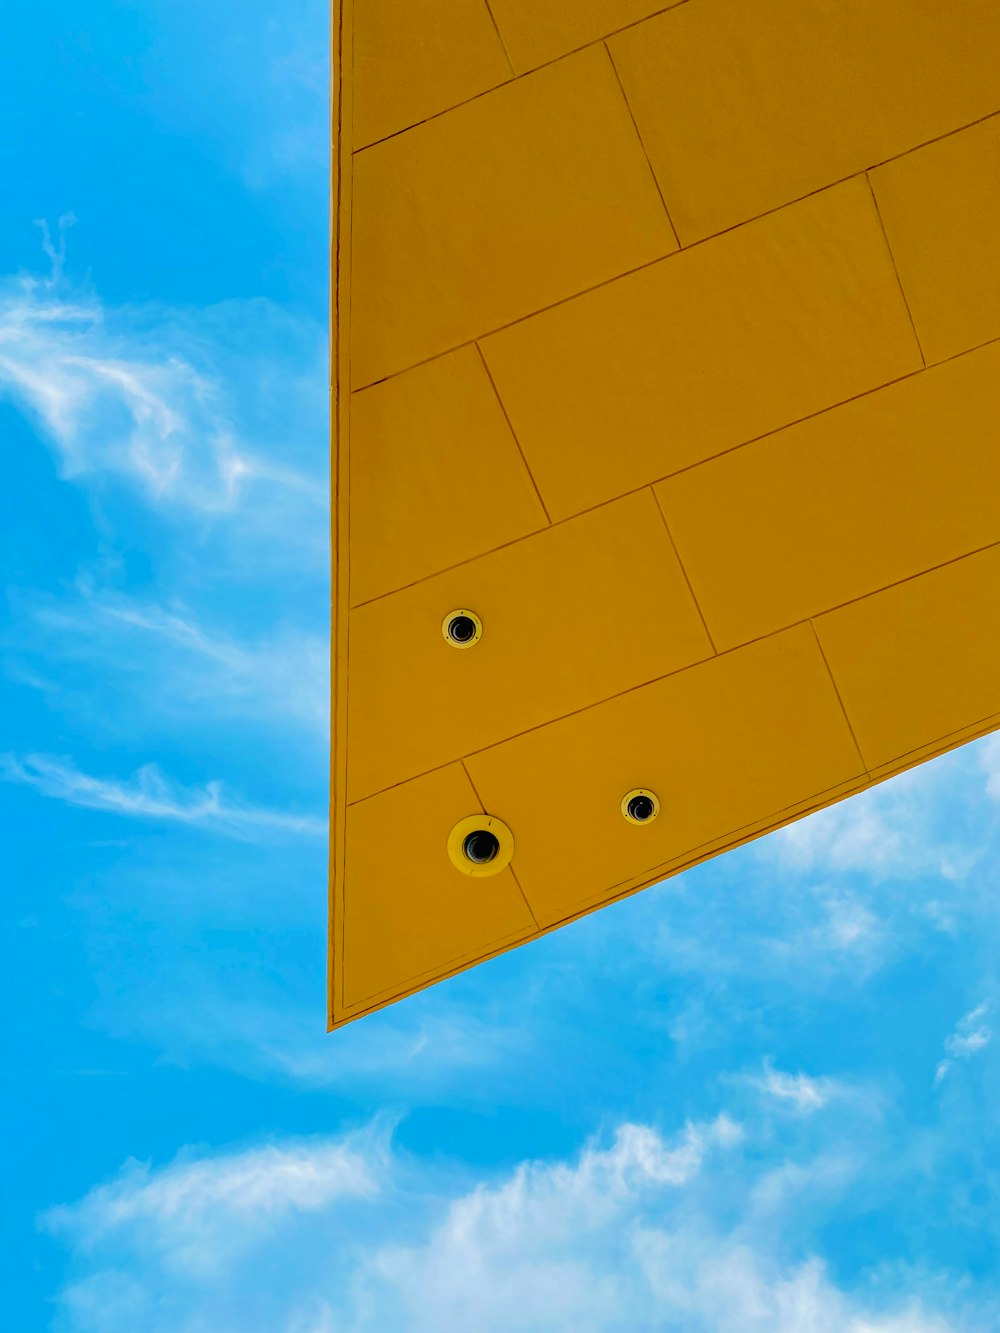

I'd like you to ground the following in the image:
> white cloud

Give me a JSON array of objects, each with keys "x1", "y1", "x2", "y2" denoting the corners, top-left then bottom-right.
[
  {"x1": 22, "y1": 591, "x2": 328, "y2": 733},
  {"x1": 811, "y1": 893, "x2": 883, "y2": 955},
  {"x1": 369, "y1": 1116, "x2": 744, "y2": 1332},
  {"x1": 43, "y1": 1131, "x2": 382, "y2": 1277},
  {"x1": 43, "y1": 1118, "x2": 968, "y2": 1333},
  {"x1": 935, "y1": 1003, "x2": 992, "y2": 1085},
  {"x1": 0, "y1": 253, "x2": 325, "y2": 521},
  {"x1": 629, "y1": 1239, "x2": 953, "y2": 1333},
  {"x1": 767, "y1": 755, "x2": 985, "y2": 886},
  {"x1": 35, "y1": 213, "x2": 76, "y2": 286},
  {"x1": 0, "y1": 752, "x2": 325, "y2": 838},
  {"x1": 108, "y1": 980, "x2": 531, "y2": 1095},
  {"x1": 98, "y1": 600, "x2": 328, "y2": 726},
  {"x1": 745, "y1": 1064, "x2": 841, "y2": 1115}
]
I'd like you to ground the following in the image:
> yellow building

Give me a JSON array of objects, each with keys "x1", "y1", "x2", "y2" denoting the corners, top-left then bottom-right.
[{"x1": 331, "y1": 0, "x2": 1000, "y2": 1027}]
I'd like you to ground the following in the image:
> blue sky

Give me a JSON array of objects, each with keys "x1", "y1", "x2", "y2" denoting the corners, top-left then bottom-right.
[{"x1": 3, "y1": 2, "x2": 1000, "y2": 1330}]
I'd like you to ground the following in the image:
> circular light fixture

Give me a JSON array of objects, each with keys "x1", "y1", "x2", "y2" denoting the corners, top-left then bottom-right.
[
  {"x1": 621, "y1": 788, "x2": 660, "y2": 825},
  {"x1": 448, "y1": 814, "x2": 514, "y2": 876},
  {"x1": 463, "y1": 829, "x2": 500, "y2": 864},
  {"x1": 442, "y1": 608, "x2": 483, "y2": 649}
]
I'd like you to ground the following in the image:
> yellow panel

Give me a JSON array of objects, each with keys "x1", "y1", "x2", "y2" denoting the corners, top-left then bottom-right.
[
  {"x1": 656, "y1": 341, "x2": 1000, "y2": 652},
  {"x1": 347, "y1": 489, "x2": 712, "y2": 802},
  {"x1": 353, "y1": 0, "x2": 511, "y2": 149},
  {"x1": 816, "y1": 545, "x2": 1000, "y2": 772},
  {"x1": 609, "y1": 0, "x2": 1000, "y2": 243},
  {"x1": 467, "y1": 625, "x2": 863, "y2": 925},
  {"x1": 487, "y1": 0, "x2": 681, "y2": 74},
  {"x1": 349, "y1": 347, "x2": 547, "y2": 606},
  {"x1": 341, "y1": 763, "x2": 537, "y2": 1012},
  {"x1": 332, "y1": 0, "x2": 1000, "y2": 1028},
  {"x1": 871, "y1": 115, "x2": 1000, "y2": 365},
  {"x1": 351, "y1": 43, "x2": 676, "y2": 387},
  {"x1": 481, "y1": 179, "x2": 920, "y2": 521}
]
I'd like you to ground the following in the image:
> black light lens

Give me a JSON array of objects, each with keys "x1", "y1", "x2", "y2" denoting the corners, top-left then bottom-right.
[
  {"x1": 463, "y1": 830, "x2": 500, "y2": 864},
  {"x1": 627, "y1": 794, "x2": 656, "y2": 822},
  {"x1": 448, "y1": 614, "x2": 478, "y2": 644}
]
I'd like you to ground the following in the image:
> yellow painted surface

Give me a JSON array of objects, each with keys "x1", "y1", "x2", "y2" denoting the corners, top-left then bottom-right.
[
  {"x1": 331, "y1": 0, "x2": 1000, "y2": 1026},
  {"x1": 349, "y1": 347, "x2": 547, "y2": 606},
  {"x1": 871, "y1": 115, "x2": 1000, "y2": 365},
  {"x1": 351, "y1": 44, "x2": 676, "y2": 387},
  {"x1": 656, "y1": 342, "x2": 1000, "y2": 652},
  {"x1": 342, "y1": 763, "x2": 536, "y2": 1011},
  {"x1": 353, "y1": 0, "x2": 511, "y2": 149},
  {"x1": 482, "y1": 180, "x2": 920, "y2": 521},
  {"x1": 816, "y1": 545, "x2": 1000, "y2": 772},
  {"x1": 487, "y1": 0, "x2": 680, "y2": 74},
  {"x1": 467, "y1": 626, "x2": 863, "y2": 925},
  {"x1": 347, "y1": 489, "x2": 712, "y2": 802},
  {"x1": 609, "y1": 0, "x2": 1000, "y2": 244}
]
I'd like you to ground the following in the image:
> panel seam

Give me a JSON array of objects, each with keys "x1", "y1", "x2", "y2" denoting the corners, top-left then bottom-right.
[
  {"x1": 475, "y1": 341, "x2": 552, "y2": 523},
  {"x1": 865, "y1": 170, "x2": 926, "y2": 367},
  {"x1": 650, "y1": 485, "x2": 718, "y2": 652},
  {"x1": 482, "y1": 0, "x2": 516, "y2": 76},
  {"x1": 808, "y1": 619, "x2": 870, "y2": 776},
  {"x1": 603, "y1": 39, "x2": 681, "y2": 248}
]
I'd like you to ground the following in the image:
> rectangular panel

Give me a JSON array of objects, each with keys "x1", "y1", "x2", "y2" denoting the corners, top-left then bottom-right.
[
  {"x1": 482, "y1": 180, "x2": 919, "y2": 521},
  {"x1": 349, "y1": 347, "x2": 548, "y2": 606},
  {"x1": 342, "y1": 763, "x2": 536, "y2": 1011},
  {"x1": 488, "y1": 0, "x2": 682, "y2": 73},
  {"x1": 610, "y1": 0, "x2": 1000, "y2": 243},
  {"x1": 347, "y1": 489, "x2": 713, "y2": 801},
  {"x1": 354, "y1": 0, "x2": 511, "y2": 148},
  {"x1": 467, "y1": 625, "x2": 864, "y2": 925},
  {"x1": 656, "y1": 341, "x2": 1000, "y2": 651},
  {"x1": 351, "y1": 43, "x2": 676, "y2": 386},
  {"x1": 871, "y1": 114, "x2": 1000, "y2": 365},
  {"x1": 816, "y1": 544, "x2": 1000, "y2": 772}
]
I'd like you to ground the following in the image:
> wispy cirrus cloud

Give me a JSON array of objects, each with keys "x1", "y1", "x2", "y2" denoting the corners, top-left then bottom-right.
[
  {"x1": 935, "y1": 1003, "x2": 992, "y2": 1086},
  {"x1": 0, "y1": 235, "x2": 326, "y2": 523},
  {"x1": 766, "y1": 751, "x2": 988, "y2": 886},
  {"x1": 653, "y1": 742, "x2": 999, "y2": 993},
  {"x1": 42, "y1": 1115, "x2": 970, "y2": 1333},
  {"x1": 0, "y1": 753, "x2": 325, "y2": 838},
  {"x1": 743, "y1": 1063, "x2": 844, "y2": 1115},
  {"x1": 124, "y1": 988, "x2": 530, "y2": 1092},
  {"x1": 18, "y1": 590, "x2": 328, "y2": 733},
  {"x1": 43, "y1": 1128, "x2": 384, "y2": 1277}
]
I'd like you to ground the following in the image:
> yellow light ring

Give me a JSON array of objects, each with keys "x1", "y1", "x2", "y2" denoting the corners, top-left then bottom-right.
[
  {"x1": 621, "y1": 788, "x2": 660, "y2": 824},
  {"x1": 447, "y1": 814, "x2": 515, "y2": 876},
  {"x1": 442, "y1": 608, "x2": 483, "y2": 648}
]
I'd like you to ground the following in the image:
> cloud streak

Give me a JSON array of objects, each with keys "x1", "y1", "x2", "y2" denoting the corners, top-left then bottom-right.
[
  {"x1": 21, "y1": 591, "x2": 328, "y2": 734},
  {"x1": 935, "y1": 1003, "x2": 992, "y2": 1085},
  {"x1": 744, "y1": 1064, "x2": 843, "y2": 1115},
  {"x1": 43, "y1": 1130, "x2": 383, "y2": 1277},
  {"x1": 0, "y1": 753, "x2": 325, "y2": 838}
]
